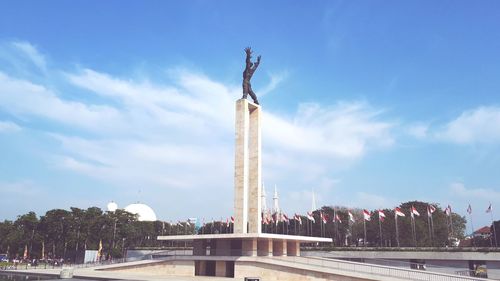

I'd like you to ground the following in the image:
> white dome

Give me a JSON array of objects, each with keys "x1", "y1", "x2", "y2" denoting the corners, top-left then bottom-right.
[
  {"x1": 107, "y1": 201, "x2": 118, "y2": 212},
  {"x1": 124, "y1": 203, "x2": 157, "y2": 221}
]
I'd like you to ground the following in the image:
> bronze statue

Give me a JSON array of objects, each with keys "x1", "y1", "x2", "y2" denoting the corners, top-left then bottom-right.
[{"x1": 242, "y1": 47, "x2": 261, "y2": 105}]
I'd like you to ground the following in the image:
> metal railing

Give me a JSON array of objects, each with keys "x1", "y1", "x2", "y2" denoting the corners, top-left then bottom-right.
[
  {"x1": 0, "y1": 256, "x2": 148, "y2": 271},
  {"x1": 267, "y1": 256, "x2": 490, "y2": 281},
  {"x1": 3, "y1": 250, "x2": 491, "y2": 281},
  {"x1": 148, "y1": 250, "x2": 491, "y2": 281}
]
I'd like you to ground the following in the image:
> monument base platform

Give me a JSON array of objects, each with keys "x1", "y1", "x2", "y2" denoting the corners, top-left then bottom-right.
[{"x1": 158, "y1": 233, "x2": 332, "y2": 257}]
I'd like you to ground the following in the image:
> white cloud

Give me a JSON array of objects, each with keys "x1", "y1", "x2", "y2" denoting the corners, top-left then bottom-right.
[
  {"x1": 0, "y1": 180, "x2": 40, "y2": 196},
  {"x1": 258, "y1": 71, "x2": 288, "y2": 97},
  {"x1": 450, "y1": 182, "x2": 500, "y2": 202},
  {"x1": 0, "y1": 72, "x2": 124, "y2": 132},
  {"x1": 438, "y1": 106, "x2": 500, "y2": 144},
  {"x1": 0, "y1": 120, "x2": 21, "y2": 132},
  {"x1": 264, "y1": 101, "x2": 394, "y2": 158},
  {"x1": 11, "y1": 41, "x2": 47, "y2": 72},
  {"x1": 407, "y1": 123, "x2": 428, "y2": 139},
  {"x1": 0, "y1": 41, "x2": 398, "y2": 219}
]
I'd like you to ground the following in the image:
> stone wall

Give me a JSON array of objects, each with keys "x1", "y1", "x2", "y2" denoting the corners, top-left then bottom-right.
[
  {"x1": 235, "y1": 260, "x2": 374, "y2": 281},
  {"x1": 101, "y1": 260, "x2": 194, "y2": 277}
]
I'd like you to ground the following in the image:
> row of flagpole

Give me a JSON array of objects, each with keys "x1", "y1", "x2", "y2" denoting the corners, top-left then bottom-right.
[{"x1": 167, "y1": 202, "x2": 497, "y2": 247}]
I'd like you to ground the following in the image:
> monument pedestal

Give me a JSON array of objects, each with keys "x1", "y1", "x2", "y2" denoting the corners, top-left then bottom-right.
[{"x1": 234, "y1": 99, "x2": 261, "y2": 234}]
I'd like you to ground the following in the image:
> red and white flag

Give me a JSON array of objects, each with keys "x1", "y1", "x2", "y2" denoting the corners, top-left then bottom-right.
[
  {"x1": 467, "y1": 204, "x2": 472, "y2": 214},
  {"x1": 335, "y1": 214, "x2": 342, "y2": 223},
  {"x1": 486, "y1": 204, "x2": 492, "y2": 213},
  {"x1": 348, "y1": 210, "x2": 355, "y2": 222},
  {"x1": 378, "y1": 210, "x2": 386, "y2": 222},
  {"x1": 444, "y1": 205, "x2": 452, "y2": 216},
  {"x1": 294, "y1": 213, "x2": 302, "y2": 225},
  {"x1": 411, "y1": 206, "x2": 420, "y2": 218},
  {"x1": 230, "y1": 216, "x2": 235, "y2": 224},
  {"x1": 363, "y1": 209, "x2": 371, "y2": 221},
  {"x1": 307, "y1": 212, "x2": 315, "y2": 223},
  {"x1": 395, "y1": 207, "x2": 405, "y2": 217},
  {"x1": 283, "y1": 213, "x2": 290, "y2": 223},
  {"x1": 321, "y1": 212, "x2": 328, "y2": 224},
  {"x1": 427, "y1": 205, "x2": 436, "y2": 217}
]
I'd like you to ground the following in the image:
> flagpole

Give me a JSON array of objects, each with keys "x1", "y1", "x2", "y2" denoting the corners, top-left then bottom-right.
[
  {"x1": 378, "y1": 213, "x2": 383, "y2": 247},
  {"x1": 395, "y1": 214, "x2": 400, "y2": 247},
  {"x1": 427, "y1": 208, "x2": 432, "y2": 247},
  {"x1": 430, "y1": 213, "x2": 434, "y2": 247},
  {"x1": 349, "y1": 219, "x2": 353, "y2": 246},
  {"x1": 491, "y1": 206, "x2": 498, "y2": 247},
  {"x1": 363, "y1": 218, "x2": 367, "y2": 248},
  {"x1": 411, "y1": 215, "x2": 417, "y2": 247},
  {"x1": 468, "y1": 205, "x2": 475, "y2": 247},
  {"x1": 449, "y1": 210, "x2": 454, "y2": 238}
]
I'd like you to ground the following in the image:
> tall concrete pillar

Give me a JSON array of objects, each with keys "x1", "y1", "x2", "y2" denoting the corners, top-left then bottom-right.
[
  {"x1": 273, "y1": 240, "x2": 287, "y2": 256},
  {"x1": 258, "y1": 239, "x2": 273, "y2": 256},
  {"x1": 234, "y1": 99, "x2": 262, "y2": 234},
  {"x1": 287, "y1": 240, "x2": 300, "y2": 256},
  {"x1": 242, "y1": 238, "x2": 258, "y2": 256},
  {"x1": 215, "y1": 261, "x2": 227, "y2": 277}
]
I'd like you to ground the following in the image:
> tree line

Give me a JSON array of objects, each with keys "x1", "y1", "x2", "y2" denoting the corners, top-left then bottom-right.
[{"x1": 0, "y1": 207, "x2": 188, "y2": 261}]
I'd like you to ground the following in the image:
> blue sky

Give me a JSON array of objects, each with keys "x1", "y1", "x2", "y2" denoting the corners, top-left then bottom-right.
[{"x1": 1, "y1": 1, "x2": 499, "y2": 229}]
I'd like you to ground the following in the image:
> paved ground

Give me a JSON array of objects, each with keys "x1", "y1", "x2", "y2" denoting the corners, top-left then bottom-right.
[{"x1": 2, "y1": 268, "x2": 237, "y2": 281}]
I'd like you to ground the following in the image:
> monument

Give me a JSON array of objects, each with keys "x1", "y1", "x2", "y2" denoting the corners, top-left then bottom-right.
[{"x1": 157, "y1": 48, "x2": 331, "y2": 278}]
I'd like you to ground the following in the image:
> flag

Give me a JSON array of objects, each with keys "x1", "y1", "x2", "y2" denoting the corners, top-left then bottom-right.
[
  {"x1": 378, "y1": 210, "x2": 386, "y2": 222},
  {"x1": 467, "y1": 204, "x2": 472, "y2": 214},
  {"x1": 395, "y1": 207, "x2": 405, "y2": 217},
  {"x1": 444, "y1": 205, "x2": 452, "y2": 216},
  {"x1": 272, "y1": 213, "x2": 279, "y2": 225},
  {"x1": 348, "y1": 210, "x2": 355, "y2": 222},
  {"x1": 230, "y1": 216, "x2": 235, "y2": 223},
  {"x1": 335, "y1": 214, "x2": 342, "y2": 223},
  {"x1": 294, "y1": 213, "x2": 302, "y2": 225},
  {"x1": 427, "y1": 205, "x2": 436, "y2": 217},
  {"x1": 307, "y1": 211, "x2": 315, "y2": 223},
  {"x1": 486, "y1": 203, "x2": 492, "y2": 213},
  {"x1": 283, "y1": 213, "x2": 290, "y2": 223},
  {"x1": 321, "y1": 212, "x2": 327, "y2": 224},
  {"x1": 262, "y1": 214, "x2": 269, "y2": 225},
  {"x1": 411, "y1": 206, "x2": 420, "y2": 217},
  {"x1": 363, "y1": 209, "x2": 371, "y2": 221},
  {"x1": 226, "y1": 217, "x2": 229, "y2": 226}
]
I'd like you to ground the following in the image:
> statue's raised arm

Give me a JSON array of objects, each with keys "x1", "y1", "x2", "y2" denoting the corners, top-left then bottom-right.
[{"x1": 242, "y1": 47, "x2": 261, "y2": 105}]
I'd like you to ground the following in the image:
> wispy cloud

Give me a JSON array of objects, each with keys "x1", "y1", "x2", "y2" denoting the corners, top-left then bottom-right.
[
  {"x1": 0, "y1": 120, "x2": 21, "y2": 132},
  {"x1": 0, "y1": 180, "x2": 40, "y2": 196},
  {"x1": 258, "y1": 71, "x2": 288, "y2": 97},
  {"x1": 450, "y1": 182, "x2": 500, "y2": 202},
  {"x1": 264, "y1": 101, "x2": 394, "y2": 158},
  {"x1": 11, "y1": 41, "x2": 47, "y2": 72},
  {"x1": 0, "y1": 72, "x2": 123, "y2": 132},
  {"x1": 406, "y1": 123, "x2": 428, "y2": 139},
  {"x1": 0, "y1": 40, "x2": 398, "y2": 219},
  {"x1": 437, "y1": 106, "x2": 500, "y2": 144}
]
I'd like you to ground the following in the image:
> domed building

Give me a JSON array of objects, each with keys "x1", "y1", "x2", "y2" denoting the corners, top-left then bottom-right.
[
  {"x1": 107, "y1": 201, "x2": 118, "y2": 212},
  {"x1": 124, "y1": 203, "x2": 157, "y2": 221}
]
